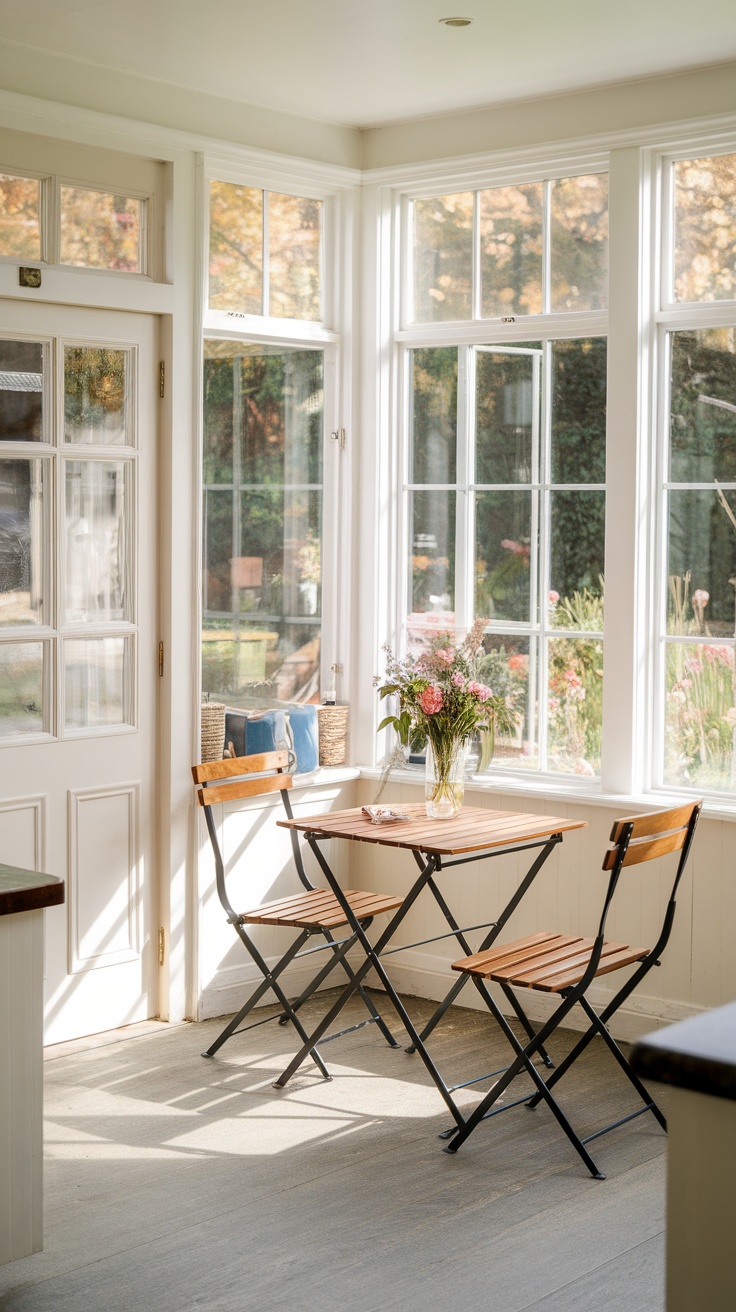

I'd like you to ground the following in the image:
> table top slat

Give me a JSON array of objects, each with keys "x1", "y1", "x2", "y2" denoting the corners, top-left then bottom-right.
[{"x1": 278, "y1": 803, "x2": 585, "y2": 855}]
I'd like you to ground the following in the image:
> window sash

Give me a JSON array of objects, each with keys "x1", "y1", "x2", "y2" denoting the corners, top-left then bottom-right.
[{"x1": 402, "y1": 337, "x2": 606, "y2": 778}]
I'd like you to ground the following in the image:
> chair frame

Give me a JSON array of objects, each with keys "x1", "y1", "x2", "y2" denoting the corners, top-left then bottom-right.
[
  {"x1": 442, "y1": 801, "x2": 702, "y2": 1177},
  {"x1": 193, "y1": 750, "x2": 401, "y2": 1075}
]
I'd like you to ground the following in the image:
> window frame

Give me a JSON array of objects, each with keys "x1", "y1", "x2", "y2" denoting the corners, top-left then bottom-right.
[
  {"x1": 0, "y1": 165, "x2": 156, "y2": 279},
  {"x1": 650, "y1": 140, "x2": 736, "y2": 798},
  {"x1": 199, "y1": 157, "x2": 356, "y2": 713},
  {"x1": 386, "y1": 152, "x2": 612, "y2": 784}
]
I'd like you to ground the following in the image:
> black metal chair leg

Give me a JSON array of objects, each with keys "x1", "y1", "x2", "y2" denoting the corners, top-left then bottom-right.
[
  {"x1": 443, "y1": 981, "x2": 605, "y2": 1177},
  {"x1": 497, "y1": 980, "x2": 555, "y2": 1068},
  {"x1": 204, "y1": 927, "x2": 332, "y2": 1079},
  {"x1": 576, "y1": 996, "x2": 667, "y2": 1131}
]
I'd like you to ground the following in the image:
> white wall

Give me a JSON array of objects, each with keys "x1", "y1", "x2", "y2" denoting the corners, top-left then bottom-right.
[
  {"x1": 0, "y1": 40, "x2": 361, "y2": 169},
  {"x1": 361, "y1": 60, "x2": 736, "y2": 170}
]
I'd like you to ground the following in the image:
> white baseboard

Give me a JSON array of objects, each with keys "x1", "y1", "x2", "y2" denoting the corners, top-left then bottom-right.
[
  {"x1": 201, "y1": 945, "x2": 704, "y2": 1042},
  {"x1": 199, "y1": 954, "x2": 353, "y2": 1021}
]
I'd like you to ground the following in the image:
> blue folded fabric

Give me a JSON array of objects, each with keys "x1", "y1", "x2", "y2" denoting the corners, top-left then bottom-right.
[
  {"x1": 224, "y1": 705, "x2": 318, "y2": 774},
  {"x1": 225, "y1": 708, "x2": 288, "y2": 760},
  {"x1": 287, "y1": 704, "x2": 319, "y2": 774}
]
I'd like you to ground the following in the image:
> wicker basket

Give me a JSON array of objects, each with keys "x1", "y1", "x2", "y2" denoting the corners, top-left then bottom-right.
[
  {"x1": 317, "y1": 704, "x2": 349, "y2": 767},
  {"x1": 200, "y1": 702, "x2": 226, "y2": 763}
]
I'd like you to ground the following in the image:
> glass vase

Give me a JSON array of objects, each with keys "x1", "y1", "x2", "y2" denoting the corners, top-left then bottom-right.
[{"x1": 425, "y1": 738, "x2": 467, "y2": 819}]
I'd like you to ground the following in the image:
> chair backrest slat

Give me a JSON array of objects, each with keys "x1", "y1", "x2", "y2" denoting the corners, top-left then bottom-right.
[
  {"x1": 602, "y1": 801, "x2": 701, "y2": 871},
  {"x1": 197, "y1": 772, "x2": 292, "y2": 808},
  {"x1": 608, "y1": 802, "x2": 696, "y2": 845},
  {"x1": 603, "y1": 828, "x2": 688, "y2": 870},
  {"x1": 192, "y1": 750, "x2": 289, "y2": 785}
]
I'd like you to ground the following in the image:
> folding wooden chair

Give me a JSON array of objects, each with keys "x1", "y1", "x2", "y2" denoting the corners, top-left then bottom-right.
[
  {"x1": 193, "y1": 750, "x2": 403, "y2": 1074},
  {"x1": 443, "y1": 801, "x2": 701, "y2": 1176}
]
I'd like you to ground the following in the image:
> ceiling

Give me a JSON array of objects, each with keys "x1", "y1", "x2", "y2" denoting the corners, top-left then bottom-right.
[{"x1": 0, "y1": 0, "x2": 734, "y2": 129}]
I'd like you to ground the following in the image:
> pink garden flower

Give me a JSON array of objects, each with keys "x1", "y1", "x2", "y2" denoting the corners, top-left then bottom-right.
[
  {"x1": 691, "y1": 589, "x2": 710, "y2": 609},
  {"x1": 548, "y1": 590, "x2": 560, "y2": 604},
  {"x1": 467, "y1": 680, "x2": 492, "y2": 702},
  {"x1": 451, "y1": 671, "x2": 465, "y2": 688},
  {"x1": 434, "y1": 647, "x2": 455, "y2": 666},
  {"x1": 419, "y1": 685, "x2": 445, "y2": 714}
]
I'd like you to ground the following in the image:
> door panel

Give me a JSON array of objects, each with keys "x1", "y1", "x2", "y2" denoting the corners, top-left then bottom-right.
[{"x1": 0, "y1": 301, "x2": 158, "y2": 1044}]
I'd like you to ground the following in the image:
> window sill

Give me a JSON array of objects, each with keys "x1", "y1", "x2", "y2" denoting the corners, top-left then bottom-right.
[
  {"x1": 357, "y1": 764, "x2": 736, "y2": 822},
  {"x1": 290, "y1": 766, "x2": 361, "y2": 791}
]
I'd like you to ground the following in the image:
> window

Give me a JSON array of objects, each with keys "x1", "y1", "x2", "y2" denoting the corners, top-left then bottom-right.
[
  {"x1": 409, "y1": 172, "x2": 608, "y2": 324},
  {"x1": 201, "y1": 341, "x2": 325, "y2": 708},
  {"x1": 201, "y1": 169, "x2": 341, "y2": 716},
  {"x1": 398, "y1": 168, "x2": 608, "y2": 778},
  {"x1": 657, "y1": 151, "x2": 736, "y2": 791},
  {"x1": 407, "y1": 337, "x2": 606, "y2": 775},
  {"x1": 0, "y1": 165, "x2": 152, "y2": 274},
  {"x1": 208, "y1": 182, "x2": 322, "y2": 320}
]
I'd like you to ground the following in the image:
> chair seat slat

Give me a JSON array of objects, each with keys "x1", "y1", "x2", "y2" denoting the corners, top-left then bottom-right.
[
  {"x1": 513, "y1": 940, "x2": 629, "y2": 987},
  {"x1": 244, "y1": 888, "x2": 403, "y2": 929},
  {"x1": 452, "y1": 932, "x2": 575, "y2": 977},
  {"x1": 535, "y1": 945, "x2": 649, "y2": 992}
]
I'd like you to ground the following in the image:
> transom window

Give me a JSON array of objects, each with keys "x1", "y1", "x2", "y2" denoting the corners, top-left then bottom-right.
[
  {"x1": 0, "y1": 170, "x2": 149, "y2": 274},
  {"x1": 208, "y1": 182, "x2": 323, "y2": 320},
  {"x1": 409, "y1": 172, "x2": 608, "y2": 324}
]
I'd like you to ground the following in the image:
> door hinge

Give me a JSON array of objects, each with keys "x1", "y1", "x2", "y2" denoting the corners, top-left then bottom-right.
[
  {"x1": 158, "y1": 927, "x2": 165, "y2": 966},
  {"x1": 330, "y1": 427, "x2": 346, "y2": 450},
  {"x1": 159, "y1": 361, "x2": 165, "y2": 399},
  {"x1": 158, "y1": 641, "x2": 164, "y2": 677}
]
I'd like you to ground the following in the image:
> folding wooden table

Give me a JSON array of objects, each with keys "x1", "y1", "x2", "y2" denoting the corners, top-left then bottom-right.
[{"x1": 274, "y1": 803, "x2": 585, "y2": 1129}]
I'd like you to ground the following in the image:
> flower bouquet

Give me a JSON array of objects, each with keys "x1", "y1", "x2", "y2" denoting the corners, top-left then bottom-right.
[{"x1": 376, "y1": 618, "x2": 520, "y2": 818}]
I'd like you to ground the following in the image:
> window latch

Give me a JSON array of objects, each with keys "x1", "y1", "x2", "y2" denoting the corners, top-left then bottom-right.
[{"x1": 331, "y1": 428, "x2": 346, "y2": 450}]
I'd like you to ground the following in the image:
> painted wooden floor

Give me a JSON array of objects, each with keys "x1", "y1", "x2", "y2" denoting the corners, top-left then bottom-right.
[{"x1": 0, "y1": 993, "x2": 667, "y2": 1311}]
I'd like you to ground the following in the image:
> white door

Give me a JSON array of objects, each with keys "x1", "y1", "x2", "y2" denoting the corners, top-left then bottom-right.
[{"x1": 0, "y1": 301, "x2": 159, "y2": 1044}]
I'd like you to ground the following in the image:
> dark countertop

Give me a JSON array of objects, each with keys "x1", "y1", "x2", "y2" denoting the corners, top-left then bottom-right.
[
  {"x1": 632, "y1": 1002, "x2": 736, "y2": 1102},
  {"x1": 0, "y1": 862, "x2": 65, "y2": 917}
]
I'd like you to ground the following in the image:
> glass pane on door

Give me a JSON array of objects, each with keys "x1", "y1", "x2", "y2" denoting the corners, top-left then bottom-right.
[
  {"x1": 0, "y1": 640, "x2": 46, "y2": 737},
  {"x1": 63, "y1": 636, "x2": 131, "y2": 730},
  {"x1": 64, "y1": 346, "x2": 133, "y2": 446},
  {"x1": 0, "y1": 339, "x2": 46, "y2": 442},
  {"x1": 0, "y1": 457, "x2": 47, "y2": 625},
  {"x1": 64, "y1": 460, "x2": 130, "y2": 623}
]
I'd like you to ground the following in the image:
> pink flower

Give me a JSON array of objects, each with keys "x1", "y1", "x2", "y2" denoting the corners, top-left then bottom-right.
[
  {"x1": 435, "y1": 647, "x2": 455, "y2": 666},
  {"x1": 548, "y1": 590, "x2": 559, "y2": 604},
  {"x1": 467, "y1": 681, "x2": 492, "y2": 702},
  {"x1": 451, "y1": 671, "x2": 465, "y2": 688},
  {"x1": 500, "y1": 539, "x2": 530, "y2": 557},
  {"x1": 420, "y1": 685, "x2": 444, "y2": 714},
  {"x1": 692, "y1": 589, "x2": 710, "y2": 609}
]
